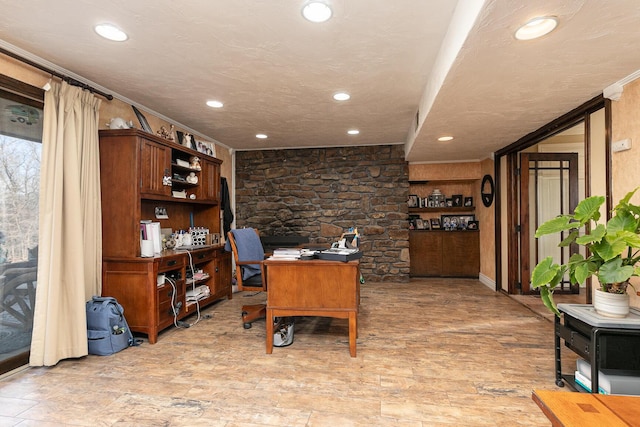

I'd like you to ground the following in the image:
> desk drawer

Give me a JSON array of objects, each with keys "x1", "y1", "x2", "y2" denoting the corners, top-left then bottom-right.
[
  {"x1": 191, "y1": 248, "x2": 215, "y2": 263},
  {"x1": 157, "y1": 282, "x2": 184, "y2": 327},
  {"x1": 158, "y1": 256, "x2": 185, "y2": 272}
]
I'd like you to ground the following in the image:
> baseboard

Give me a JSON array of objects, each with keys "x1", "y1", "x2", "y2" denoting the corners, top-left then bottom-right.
[{"x1": 479, "y1": 273, "x2": 496, "y2": 290}]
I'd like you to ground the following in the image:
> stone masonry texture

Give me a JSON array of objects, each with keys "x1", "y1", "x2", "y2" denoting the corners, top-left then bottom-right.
[{"x1": 234, "y1": 145, "x2": 410, "y2": 282}]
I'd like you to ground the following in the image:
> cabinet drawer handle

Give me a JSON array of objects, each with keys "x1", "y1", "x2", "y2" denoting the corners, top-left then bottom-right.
[
  {"x1": 197, "y1": 253, "x2": 206, "y2": 259},
  {"x1": 167, "y1": 260, "x2": 177, "y2": 266}
]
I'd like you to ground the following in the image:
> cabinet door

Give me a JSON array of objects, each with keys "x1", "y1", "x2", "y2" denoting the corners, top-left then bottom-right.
[
  {"x1": 140, "y1": 138, "x2": 171, "y2": 197},
  {"x1": 409, "y1": 231, "x2": 442, "y2": 276},
  {"x1": 157, "y1": 279, "x2": 184, "y2": 329},
  {"x1": 212, "y1": 250, "x2": 232, "y2": 298},
  {"x1": 199, "y1": 158, "x2": 220, "y2": 202},
  {"x1": 442, "y1": 231, "x2": 479, "y2": 277}
]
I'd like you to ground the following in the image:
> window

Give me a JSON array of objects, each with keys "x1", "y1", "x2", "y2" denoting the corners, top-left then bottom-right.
[{"x1": 0, "y1": 75, "x2": 43, "y2": 375}]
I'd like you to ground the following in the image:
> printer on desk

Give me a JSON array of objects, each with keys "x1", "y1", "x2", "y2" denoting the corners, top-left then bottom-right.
[
  {"x1": 316, "y1": 228, "x2": 362, "y2": 262},
  {"x1": 315, "y1": 247, "x2": 362, "y2": 262}
]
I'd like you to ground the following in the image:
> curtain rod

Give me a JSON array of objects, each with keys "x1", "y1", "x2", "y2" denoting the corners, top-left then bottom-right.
[{"x1": 0, "y1": 46, "x2": 113, "y2": 100}]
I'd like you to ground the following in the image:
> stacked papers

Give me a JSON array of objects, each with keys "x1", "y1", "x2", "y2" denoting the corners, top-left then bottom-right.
[{"x1": 269, "y1": 248, "x2": 301, "y2": 260}]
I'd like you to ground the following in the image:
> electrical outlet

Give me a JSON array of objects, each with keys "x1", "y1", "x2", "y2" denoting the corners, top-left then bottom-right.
[{"x1": 612, "y1": 138, "x2": 632, "y2": 152}]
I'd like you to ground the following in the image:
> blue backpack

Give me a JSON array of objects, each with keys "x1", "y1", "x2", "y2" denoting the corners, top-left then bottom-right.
[{"x1": 86, "y1": 296, "x2": 137, "y2": 356}]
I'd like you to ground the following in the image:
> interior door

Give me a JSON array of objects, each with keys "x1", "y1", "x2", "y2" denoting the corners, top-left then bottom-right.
[{"x1": 519, "y1": 152, "x2": 579, "y2": 294}]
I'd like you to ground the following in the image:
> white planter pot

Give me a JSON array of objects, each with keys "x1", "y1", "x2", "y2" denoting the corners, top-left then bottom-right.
[{"x1": 593, "y1": 288, "x2": 630, "y2": 318}]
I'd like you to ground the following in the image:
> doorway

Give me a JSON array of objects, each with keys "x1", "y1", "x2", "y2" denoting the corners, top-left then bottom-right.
[
  {"x1": 496, "y1": 96, "x2": 609, "y2": 304},
  {"x1": 520, "y1": 152, "x2": 579, "y2": 295}
]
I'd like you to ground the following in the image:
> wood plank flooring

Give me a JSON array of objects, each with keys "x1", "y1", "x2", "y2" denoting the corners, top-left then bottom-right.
[{"x1": 0, "y1": 278, "x2": 577, "y2": 426}]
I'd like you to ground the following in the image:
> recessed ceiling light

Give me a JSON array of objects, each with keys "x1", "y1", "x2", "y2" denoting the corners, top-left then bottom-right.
[
  {"x1": 438, "y1": 136, "x2": 454, "y2": 142},
  {"x1": 515, "y1": 16, "x2": 558, "y2": 41},
  {"x1": 302, "y1": 1, "x2": 333, "y2": 23},
  {"x1": 256, "y1": 134, "x2": 268, "y2": 139},
  {"x1": 206, "y1": 100, "x2": 224, "y2": 108},
  {"x1": 333, "y1": 92, "x2": 350, "y2": 101},
  {"x1": 347, "y1": 129, "x2": 360, "y2": 135},
  {"x1": 94, "y1": 24, "x2": 128, "y2": 42}
]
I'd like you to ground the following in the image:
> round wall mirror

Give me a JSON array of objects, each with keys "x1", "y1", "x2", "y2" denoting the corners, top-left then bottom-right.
[{"x1": 481, "y1": 174, "x2": 494, "y2": 207}]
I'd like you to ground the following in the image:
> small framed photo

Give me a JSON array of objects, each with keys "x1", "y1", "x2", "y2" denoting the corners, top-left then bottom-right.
[
  {"x1": 196, "y1": 140, "x2": 216, "y2": 157},
  {"x1": 415, "y1": 218, "x2": 425, "y2": 229},
  {"x1": 442, "y1": 214, "x2": 476, "y2": 230},
  {"x1": 467, "y1": 220, "x2": 479, "y2": 230},
  {"x1": 459, "y1": 215, "x2": 476, "y2": 230},
  {"x1": 452, "y1": 194, "x2": 463, "y2": 207},
  {"x1": 430, "y1": 218, "x2": 441, "y2": 229},
  {"x1": 464, "y1": 197, "x2": 474, "y2": 207},
  {"x1": 408, "y1": 195, "x2": 419, "y2": 208},
  {"x1": 176, "y1": 130, "x2": 185, "y2": 145},
  {"x1": 446, "y1": 198, "x2": 453, "y2": 207},
  {"x1": 132, "y1": 105, "x2": 153, "y2": 134}
]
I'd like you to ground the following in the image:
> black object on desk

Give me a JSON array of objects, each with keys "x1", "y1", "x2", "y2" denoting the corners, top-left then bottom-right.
[
  {"x1": 555, "y1": 303, "x2": 640, "y2": 393},
  {"x1": 315, "y1": 248, "x2": 362, "y2": 262}
]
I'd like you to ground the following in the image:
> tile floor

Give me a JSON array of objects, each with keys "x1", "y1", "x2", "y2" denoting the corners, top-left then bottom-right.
[{"x1": 0, "y1": 278, "x2": 578, "y2": 426}]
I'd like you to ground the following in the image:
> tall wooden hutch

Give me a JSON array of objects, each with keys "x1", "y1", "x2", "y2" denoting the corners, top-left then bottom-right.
[{"x1": 98, "y1": 129, "x2": 231, "y2": 343}]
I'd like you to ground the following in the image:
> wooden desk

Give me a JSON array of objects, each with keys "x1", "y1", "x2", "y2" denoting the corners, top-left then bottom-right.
[
  {"x1": 264, "y1": 259, "x2": 360, "y2": 357},
  {"x1": 532, "y1": 389, "x2": 640, "y2": 427}
]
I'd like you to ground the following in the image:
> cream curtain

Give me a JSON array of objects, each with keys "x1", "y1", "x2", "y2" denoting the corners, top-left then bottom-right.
[{"x1": 30, "y1": 81, "x2": 102, "y2": 366}]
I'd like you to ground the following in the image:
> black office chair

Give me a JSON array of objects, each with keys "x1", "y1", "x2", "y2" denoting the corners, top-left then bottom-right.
[{"x1": 227, "y1": 228, "x2": 267, "y2": 329}]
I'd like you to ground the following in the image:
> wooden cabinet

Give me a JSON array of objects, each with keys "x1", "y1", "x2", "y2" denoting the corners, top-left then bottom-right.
[
  {"x1": 140, "y1": 138, "x2": 171, "y2": 197},
  {"x1": 408, "y1": 177, "x2": 480, "y2": 277},
  {"x1": 410, "y1": 230, "x2": 479, "y2": 277},
  {"x1": 410, "y1": 231, "x2": 443, "y2": 276},
  {"x1": 99, "y1": 129, "x2": 231, "y2": 343},
  {"x1": 198, "y1": 158, "x2": 220, "y2": 201}
]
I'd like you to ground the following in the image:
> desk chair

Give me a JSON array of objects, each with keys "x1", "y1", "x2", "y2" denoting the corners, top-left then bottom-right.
[{"x1": 227, "y1": 228, "x2": 267, "y2": 329}]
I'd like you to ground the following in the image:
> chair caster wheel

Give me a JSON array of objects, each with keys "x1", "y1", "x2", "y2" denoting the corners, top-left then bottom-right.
[
  {"x1": 556, "y1": 380, "x2": 564, "y2": 387},
  {"x1": 243, "y1": 323, "x2": 252, "y2": 329},
  {"x1": 242, "y1": 311, "x2": 248, "y2": 317}
]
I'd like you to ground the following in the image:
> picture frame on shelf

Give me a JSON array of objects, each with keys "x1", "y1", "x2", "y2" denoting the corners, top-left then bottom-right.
[
  {"x1": 196, "y1": 140, "x2": 216, "y2": 157},
  {"x1": 430, "y1": 218, "x2": 441, "y2": 229},
  {"x1": 467, "y1": 220, "x2": 479, "y2": 230},
  {"x1": 452, "y1": 194, "x2": 463, "y2": 207},
  {"x1": 442, "y1": 216, "x2": 452, "y2": 229},
  {"x1": 441, "y1": 214, "x2": 476, "y2": 230},
  {"x1": 415, "y1": 218, "x2": 425, "y2": 229},
  {"x1": 131, "y1": 105, "x2": 153, "y2": 134},
  {"x1": 408, "y1": 194, "x2": 419, "y2": 208},
  {"x1": 464, "y1": 196, "x2": 473, "y2": 207},
  {"x1": 175, "y1": 130, "x2": 184, "y2": 144},
  {"x1": 446, "y1": 198, "x2": 453, "y2": 207},
  {"x1": 409, "y1": 214, "x2": 420, "y2": 229},
  {"x1": 459, "y1": 215, "x2": 475, "y2": 228}
]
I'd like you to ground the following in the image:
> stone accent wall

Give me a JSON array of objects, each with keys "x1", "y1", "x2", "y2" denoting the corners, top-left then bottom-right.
[{"x1": 235, "y1": 145, "x2": 409, "y2": 282}]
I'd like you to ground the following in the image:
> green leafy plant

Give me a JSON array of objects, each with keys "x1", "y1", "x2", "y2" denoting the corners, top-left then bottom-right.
[{"x1": 531, "y1": 187, "x2": 640, "y2": 316}]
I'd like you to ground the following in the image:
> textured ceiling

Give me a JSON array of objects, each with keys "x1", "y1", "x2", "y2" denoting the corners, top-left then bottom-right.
[{"x1": 1, "y1": 0, "x2": 639, "y2": 163}]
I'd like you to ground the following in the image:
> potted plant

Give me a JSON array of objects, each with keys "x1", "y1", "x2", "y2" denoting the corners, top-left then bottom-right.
[{"x1": 531, "y1": 188, "x2": 640, "y2": 317}]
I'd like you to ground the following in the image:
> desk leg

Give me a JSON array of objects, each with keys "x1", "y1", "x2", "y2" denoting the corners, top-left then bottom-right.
[
  {"x1": 266, "y1": 308, "x2": 274, "y2": 354},
  {"x1": 349, "y1": 312, "x2": 357, "y2": 357}
]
